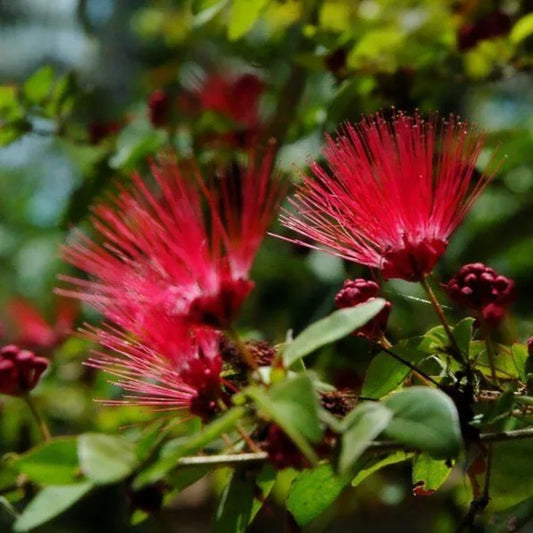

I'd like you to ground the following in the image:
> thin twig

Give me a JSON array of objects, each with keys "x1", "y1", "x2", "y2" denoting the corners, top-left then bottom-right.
[
  {"x1": 173, "y1": 428, "x2": 533, "y2": 469},
  {"x1": 420, "y1": 277, "x2": 465, "y2": 365},
  {"x1": 378, "y1": 345, "x2": 442, "y2": 389},
  {"x1": 23, "y1": 395, "x2": 51, "y2": 442}
]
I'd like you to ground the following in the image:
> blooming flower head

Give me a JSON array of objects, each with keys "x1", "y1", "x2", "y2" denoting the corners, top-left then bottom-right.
[
  {"x1": 86, "y1": 320, "x2": 223, "y2": 419},
  {"x1": 280, "y1": 111, "x2": 499, "y2": 282},
  {"x1": 58, "y1": 149, "x2": 284, "y2": 332}
]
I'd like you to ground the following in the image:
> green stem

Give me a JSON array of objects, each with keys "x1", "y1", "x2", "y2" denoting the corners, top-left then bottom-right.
[
  {"x1": 479, "y1": 316, "x2": 498, "y2": 384},
  {"x1": 23, "y1": 394, "x2": 51, "y2": 442},
  {"x1": 420, "y1": 277, "x2": 464, "y2": 365}
]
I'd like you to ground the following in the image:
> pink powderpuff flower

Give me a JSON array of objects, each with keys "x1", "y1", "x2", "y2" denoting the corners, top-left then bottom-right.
[
  {"x1": 279, "y1": 111, "x2": 500, "y2": 282},
  {"x1": 85, "y1": 320, "x2": 223, "y2": 420},
  {"x1": 6, "y1": 296, "x2": 78, "y2": 349},
  {"x1": 58, "y1": 149, "x2": 284, "y2": 332}
]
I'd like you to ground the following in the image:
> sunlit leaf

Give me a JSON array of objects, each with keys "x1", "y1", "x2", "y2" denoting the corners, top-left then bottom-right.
[
  {"x1": 23, "y1": 65, "x2": 55, "y2": 105},
  {"x1": 283, "y1": 299, "x2": 386, "y2": 367},
  {"x1": 412, "y1": 452, "x2": 453, "y2": 496},
  {"x1": 287, "y1": 464, "x2": 348, "y2": 527},
  {"x1": 228, "y1": 0, "x2": 270, "y2": 40}
]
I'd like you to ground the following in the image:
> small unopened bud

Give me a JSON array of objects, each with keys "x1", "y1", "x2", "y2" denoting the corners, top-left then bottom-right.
[
  {"x1": 335, "y1": 279, "x2": 391, "y2": 339},
  {"x1": 148, "y1": 89, "x2": 170, "y2": 127},
  {"x1": 0, "y1": 345, "x2": 48, "y2": 397}
]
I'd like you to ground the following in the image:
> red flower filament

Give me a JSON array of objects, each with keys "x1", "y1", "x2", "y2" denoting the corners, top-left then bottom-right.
[
  {"x1": 280, "y1": 112, "x2": 500, "y2": 282},
  {"x1": 58, "y1": 150, "x2": 284, "y2": 332}
]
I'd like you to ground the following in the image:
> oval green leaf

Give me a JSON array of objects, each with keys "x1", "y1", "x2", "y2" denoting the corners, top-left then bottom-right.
[
  {"x1": 78, "y1": 433, "x2": 138, "y2": 485},
  {"x1": 287, "y1": 464, "x2": 348, "y2": 527},
  {"x1": 383, "y1": 387, "x2": 462, "y2": 459},
  {"x1": 13, "y1": 437, "x2": 79, "y2": 485},
  {"x1": 339, "y1": 402, "x2": 392, "y2": 475},
  {"x1": 14, "y1": 482, "x2": 93, "y2": 532},
  {"x1": 284, "y1": 299, "x2": 386, "y2": 367}
]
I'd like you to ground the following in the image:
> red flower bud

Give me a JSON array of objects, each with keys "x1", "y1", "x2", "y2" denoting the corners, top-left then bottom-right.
[
  {"x1": 0, "y1": 345, "x2": 48, "y2": 396},
  {"x1": 335, "y1": 279, "x2": 391, "y2": 339},
  {"x1": 148, "y1": 89, "x2": 170, "y2": 127}
]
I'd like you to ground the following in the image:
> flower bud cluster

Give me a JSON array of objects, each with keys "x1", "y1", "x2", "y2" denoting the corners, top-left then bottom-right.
[
  {"x1": 0, "y1": 345, "x2": 48, "y2": 397},
  {"x1": 335, "y1": 279, "x2": 391, "y2": 339},
  {"x1": 445, "y1": 263, "x2": 514, "y2": 326}
]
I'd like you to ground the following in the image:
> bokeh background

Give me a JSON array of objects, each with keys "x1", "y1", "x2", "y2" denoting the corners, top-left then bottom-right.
[{"x1": 0, "y1": 0, "x2": 532, "y2": 531}]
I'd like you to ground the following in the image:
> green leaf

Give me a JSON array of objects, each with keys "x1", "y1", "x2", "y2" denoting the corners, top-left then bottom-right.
[
  {"x1": 133, "y1": 407, "x2": 245, "y2": 489},
  {"x1": 488, "y1": 495, "x2": 533, "y2": 532},
  {"x1": 283, "y1": 299, "x2": 386, "y2": 367},
  {"x1": 166, "y1": 465, "x2": 209, "y2": 493},
  {"x1": 453, "y1": 318, "x2": 475, "y2": 358},
  {"x1": 78, "y1": 433, "x2": 138, "y2": 485},
  {"x1": 0, "y1": 86, "x2": 24, "y2": 121},
  {"x1": 339, "y1": 403, "x2": 392, "y2": 475},
  {"x1": 193, "y1": 0, "x2": 229, "y2": 27},
  {"x1": 0, "y1": 121, "x2": 30, "y2": 146},
  {"x1": 0, "y1": 496, "x2": 18, "y2": 521},
  {"x1": 510, "y1": 13, "x2": 533, "y2": 43},
  {"x1": 490, "y1": 440, "x2": 533, "y2": 511},
  {"x1": 351, "y1": 451, "x2": 412, "y2": 487},
  {"x1": 245, "y1": 375, "x2": 322, "y2": 464},
  {"x1": 109, "y1": 118, "x2": 167, "y2": 170},
  {"x1": 13, "y1": 482, "x2": 93, "y2": 532},
  {"x1": 471, "y1": 341, "x2": 520, "y2": 379},
  {"x1": 23, "y1": 66, "x2": 55, "y2": 104},
  {"x1": 383, "y1": 387, "x2": 462, "y2": 459},
  {"x1": 412, "y1": 452, "x2": 453, "y2": 495},
  {"x1": 250, "y1": 464, "x2": 276, "y2": 522},
  {"x1": 269, "y1": 374, "x2": 322, "y2": 443},
  {"x1": 362, "y1": 337, "x2": 428, "y2": 398},
  {"x1": 287, "y1": 464, "x2": 348, "y2": 527},
  {"x1": 510, "y1": 343, "x2": 528, "y2": 382},
  {"x1": 45, "y1": 72, "x2": 76, "y2": 118},
  {"x1": 228, "y1": 0, "x2": 270, "y2": 40},
  {"x1": 13, "y1": 437, "x2": 79, "y2": 485},
  {"x1": 214, "y1": 470, "x2": 254, "y2": 533}
]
